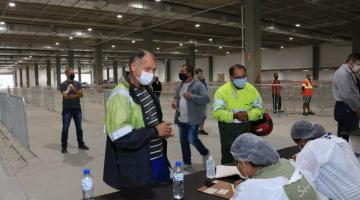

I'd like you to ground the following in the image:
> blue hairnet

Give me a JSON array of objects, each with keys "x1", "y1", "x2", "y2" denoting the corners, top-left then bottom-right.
[
  {"x1": 291, "y1": 120, "x2": 326, "y2": 140},
  {"x1": 230, "y1": 133, "x2": 279, "y2": 166}
]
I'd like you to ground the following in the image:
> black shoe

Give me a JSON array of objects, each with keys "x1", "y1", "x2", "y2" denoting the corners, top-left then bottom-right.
[
  {"x1": 308, "y1": 111, "x2": 315, "y2": 115},
  {"x1": 61, "y1": 147, "x2": 67, "y2": 154},
  {"x1": 78, "y1": 144, "x2": 89, "y2": 150},
  {"x1": 198, "y1": 130, "x2": 209, "y2": 135},
  {"x1": 302, "y1": 112, "x2": 308, "y2": 116}
]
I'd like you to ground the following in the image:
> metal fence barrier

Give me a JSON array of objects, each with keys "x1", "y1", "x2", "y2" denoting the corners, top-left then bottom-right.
[{"x1": 0, "y1": 92, "x2": 35, "y2": 161}]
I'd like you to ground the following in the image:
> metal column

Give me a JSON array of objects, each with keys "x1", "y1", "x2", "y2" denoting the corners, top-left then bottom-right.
[
  {"x1": 208, "y1": 56, "x2": 213, "y2": 82},
  {"x1": 46, "y1": 59, "x2": 51, "y2": 86},
  {"x1": 26, "y1": 65, "x2": 30, "y2": 88},
  {"x1": 34, "y1": 63, "x2": 39, "y2": 87},
  {"x1": 113, "y1": 61, "x2": 118, "y2": 84},
  {"x1": 166, "y1": 59, "x2": 171, "y2": 82},
  {"x1": 78, "y1": 65, "x2": 82, "y2": 83},
  {"x1": 312, "y1": 45, "x2": 320, "y2": 81},
  {"x1": 19, "y1": 68, "x2": 23, "y2": 88},
  {"x1": 56, "y1": 53, "x2": 61, "y2": 87},
  {"x1": 189, "y1": 45, "x2": 196, "y2": 67},
  {"x1": 94, "y1": 40, "x2": 103, "y2": 85},
  {"x1": 244, "y1": 0, "x2": 261, "y2": 83},
  {"x1": 68, "y1": 50, "x2": 74, "y2": 68}
]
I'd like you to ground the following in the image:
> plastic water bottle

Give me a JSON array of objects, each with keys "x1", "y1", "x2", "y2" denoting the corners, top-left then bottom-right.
[
  {"x1": 206, "y1": 156, "x2": 215, "y2": 180},
  {"x1": 173, "y1": 161, "x2": 184, "y2": 199},
  {"x1": 81, "y1": 168, "x2": 94, "y2": 200}
]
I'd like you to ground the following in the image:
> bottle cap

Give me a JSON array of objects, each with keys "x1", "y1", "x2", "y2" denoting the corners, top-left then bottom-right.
[
  {"x1": 83, "y1": 168, "x2": 90, "y2": 175},
  {"x1": 175, "y1": 161, "x2": 182, "y2": 167},
  {"x1": 208, "y1": 156, "x2": 213, "y2": 160}
]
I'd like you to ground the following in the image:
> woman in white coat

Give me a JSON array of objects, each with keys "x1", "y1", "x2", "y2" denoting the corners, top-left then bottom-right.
[{"x1": 230, "y1": 133, "x2": 322, "y2": 200}]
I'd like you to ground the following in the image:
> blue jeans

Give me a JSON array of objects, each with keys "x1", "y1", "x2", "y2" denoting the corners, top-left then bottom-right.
[
  {"x1": 61, "y1": 108, "x2": 84, "y2": 147},
  {"x1": 178, "y1": 122, "x2": 209, "y2": 165}
]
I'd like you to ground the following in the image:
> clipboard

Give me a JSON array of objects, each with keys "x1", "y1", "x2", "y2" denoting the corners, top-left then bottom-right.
[{"x1": 197, "y1": 180, "x2": 234, "y2": 199}]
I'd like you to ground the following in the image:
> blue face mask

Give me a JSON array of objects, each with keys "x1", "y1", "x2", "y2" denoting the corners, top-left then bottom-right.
[{"x1": 233, "y1": 77, "x2": 247, "y2": 89}]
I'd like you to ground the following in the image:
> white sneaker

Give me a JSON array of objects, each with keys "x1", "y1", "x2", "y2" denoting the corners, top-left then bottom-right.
[{"x1": 202, "y1": 152, "x2": 211, "y2": 167}]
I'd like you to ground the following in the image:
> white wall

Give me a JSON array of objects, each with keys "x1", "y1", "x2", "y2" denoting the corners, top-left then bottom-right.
[{"x1": 320, "y1": 44, "x2": 351, "y2": 68}]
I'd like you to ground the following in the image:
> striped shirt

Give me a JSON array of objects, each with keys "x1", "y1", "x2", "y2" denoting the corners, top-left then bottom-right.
[{"x1": 134, "y1": 87, "x2": 163, "y2": 160}]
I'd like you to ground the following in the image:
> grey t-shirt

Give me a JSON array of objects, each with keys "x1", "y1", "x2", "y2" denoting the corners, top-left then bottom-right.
[
  {"x1": 60, "y1": 80, "x2": 82, "y2": 110},
  {"x1": 178, "y1": 82, "x2": 190, "y2": 123}
]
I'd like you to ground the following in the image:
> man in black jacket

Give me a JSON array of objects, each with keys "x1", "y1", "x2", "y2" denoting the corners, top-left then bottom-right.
[{"x1": 103, "y1": 49, "x2": 173, "y2": 190}]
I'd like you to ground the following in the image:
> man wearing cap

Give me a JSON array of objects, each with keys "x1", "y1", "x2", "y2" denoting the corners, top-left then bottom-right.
[{"x1": 212, "y1": 64, "x2": 263, "y2": 164}]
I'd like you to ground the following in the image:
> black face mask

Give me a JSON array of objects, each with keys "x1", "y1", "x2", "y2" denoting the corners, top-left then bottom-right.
[
  {"x1": 179, "y1": 73, "x2": 188, "y2": 81},
  {"x1": 69, "y1": 74, "x2": 75, "y2": 81}
]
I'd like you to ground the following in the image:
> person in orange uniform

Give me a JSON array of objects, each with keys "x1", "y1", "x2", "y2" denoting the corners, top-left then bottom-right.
[{"x1": 301, "y1": 73, "x2": 314, "y2": 116}]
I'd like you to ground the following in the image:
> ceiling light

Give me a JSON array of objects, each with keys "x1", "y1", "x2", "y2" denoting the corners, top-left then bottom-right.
[
  {"x1": 280, "y1": 45, "x2": 284, "y2": 49},
  {"x1": 131, "y1": 40, "x2": 136, "y2": 43},
  {"x1": 55, "y1": 42, "x2": 59, "y2": 45},
  {"x1": 87, "y1": 28, "x2": 92, "y2": 31},
  {"x1": 179, "y1": 43, "x2": 183, "y2": 46},
  {"x1": 0, "y1": 21, "x2": 5, "y2": 25},
  {"x1": 219, "y1": 46, "x2": 223, "y2": 49},
  {"x1": 303, "y1": 69, "x2": 309, "y2": 72},
  {"x1": 268, "y1": 25, "x2": 275, "y2": 30},
  {"x1": 209, "y1": 38, "x2": 213, "y2": 42},
  {"x1": 117, "y1": 14, "x2": 123, "y2": 19},
  {"x1": 111, "y1": 45, "x2": 115, "y2": 48},
  {"x1": 155, "y1": 0, "x2": 161, "y2": 2},
  {"x1": 295, "y1": 24, "x2": 301, "y2": 27},
  {"x1": 129, "y1": 3, "x2": 144, "y2": 9},
  {"x1": 69, "y1": 36, "x2": 73, "y2": 40},
  {"x1": 8, "y1": 2, "x2": 15, "y2": 7},
  {"x1": 75, "y1": 32, "x2": 82, "y2": 36},
  {"x1": 195, "y1": 49, "x2": 198, "y2": 52},
  {"x1": 156, "y1": 47, "x2": 160, "y2": 50},
  {"x1": 289, "y1": 37, "x2": 294, "y2": 40},
  {"x1": 226, "y1": 51, "x2": 230, "y2": 54},
  {"x1": 105, "y1": 57, "x2": 108, "y2": 60},
  {"x1": 195, "y1": 24, "x2": 200, "y2": 28},
  {"x1": 29, "y1": 56, "x2": 32, "y2": 58}
]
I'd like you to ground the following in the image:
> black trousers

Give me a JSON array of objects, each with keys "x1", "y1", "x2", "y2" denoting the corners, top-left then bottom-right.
[
  {"x1": 272, "y1": 93, "x2": 282, "y2": 111},
  {"x1": 218, "y1": 122, "x2": 251, "y2": 165},
  {"x1": 334, "y1": 101, "x2": 359, "y2": 141}
]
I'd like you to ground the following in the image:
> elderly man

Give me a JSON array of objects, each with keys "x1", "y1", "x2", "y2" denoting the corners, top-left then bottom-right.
[
  {"x1": 103, "y1": 49, "x2": 173, "y2": 189},
  {"x1": 212, "y1": 64, "x2": 263, "y2": 164}
]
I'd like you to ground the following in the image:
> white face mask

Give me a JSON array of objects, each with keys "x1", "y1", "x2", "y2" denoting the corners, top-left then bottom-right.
[
  {"x1": 136, "y1": 71, "x2": 154, "y2": 86},
  {"x1": 352, "y1": 65, "x2": 360, "y2": 73},
  {"x1": 237, "y1": 161, "x2": 249, "y2": 180}
]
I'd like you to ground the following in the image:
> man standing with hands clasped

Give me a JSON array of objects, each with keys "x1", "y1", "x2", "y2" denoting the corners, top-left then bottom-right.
[
  {"x1": 212, "y1": 64, "x2": 264, "y2": 164},
  {"x1": 60, "y1": 68, "x2": 89, "y2": 154},
  {"x1": 103, "y1": 49, "x2": 173, "y2": 190}
]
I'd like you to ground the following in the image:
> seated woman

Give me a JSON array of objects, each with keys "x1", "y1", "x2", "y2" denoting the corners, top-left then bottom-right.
[
  {"x1": 230, "y1": 133, "x2": 322, "y2": 200},
  {"x1": 291, "y1": 120, "x2": 360, "y2": 200}
]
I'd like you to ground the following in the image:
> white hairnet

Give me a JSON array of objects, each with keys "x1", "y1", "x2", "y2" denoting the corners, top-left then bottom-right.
[
  {"x1": 291, "y1": 120, "x2": 326, "y2": 140},
  {"x1": 230, "y1": 133, "x2": 279, "y2": 166}
]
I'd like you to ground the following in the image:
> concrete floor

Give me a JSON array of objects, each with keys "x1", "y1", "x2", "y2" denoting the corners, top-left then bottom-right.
[{"x1": 0, "y1": 95, "x2": 338, "y2": 200}]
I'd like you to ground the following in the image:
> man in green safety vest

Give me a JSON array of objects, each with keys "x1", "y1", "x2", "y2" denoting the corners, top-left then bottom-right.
[{"x1": 212, "y1": 64, "x2": 264, "y2": 164}]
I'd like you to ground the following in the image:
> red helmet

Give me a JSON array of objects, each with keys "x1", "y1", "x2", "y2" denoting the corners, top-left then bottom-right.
[{"x1": 251, "y1": 113, "x2": 273, "y2": 136}]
